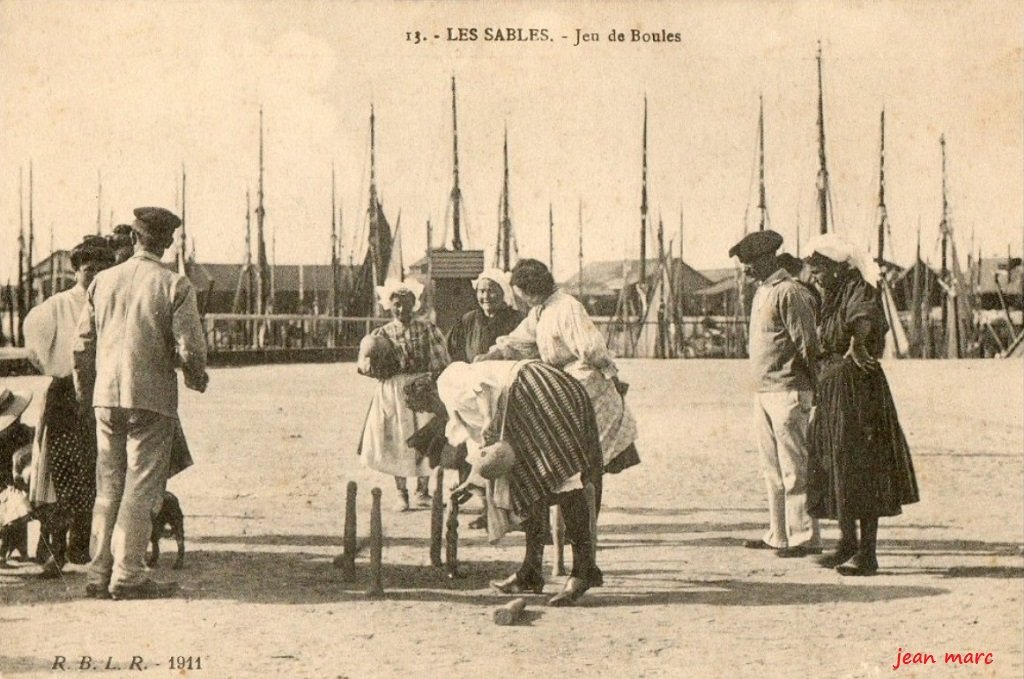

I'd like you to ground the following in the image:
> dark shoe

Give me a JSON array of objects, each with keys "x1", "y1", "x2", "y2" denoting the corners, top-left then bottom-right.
[
  {"x1": 816, "y1": 544, "x2": 859, "y2": 568},
  {"x1": 777, "y1": 544, "x2": 823, "y2": 558},
  {"x1": 468, "y1": 515, "x2": 488, "y2": 530},
  {"x1": 547, "y1": 576, "x2": 590, "y2": 607},
  {"x1": 110, "y1": 579, "x2": 180, "y2": 600},
  {"x1": 413, "y1": 491, "x2": 432, "y2": 509},
  {"x1": 68, "y1": 547, "x2": 91, "y2": 566},
  {"x1": 392, "y1": 490, "x2": 410, "y2": 513},
  {"x1": 84, "y1": 582, "x2": 112, "y2": 600},
  {"x1": 836, "y1": 552, "x2": 879, "y2": 576},
  {"x1": 489, "y1": 572, "x2": 544, "y2": 595},
  {"x1": 589, "y1": 565, "x2": 604, "y2": 587},
  {"x1": 743, "y1": 539, "x2": 779, "y2": 550}
]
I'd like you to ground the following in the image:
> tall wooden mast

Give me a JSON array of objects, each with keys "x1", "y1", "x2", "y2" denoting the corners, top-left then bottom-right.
[
  {"x1": 96, "y1": 170, "x2": 103, "y2": 236},
  {"x1": 368, "y1": 103, "x2": 379, "y2": 289},
  {"x1": 331, "y1": 164, "x2": 340, "y2": 317},
  {"x1": 178, "y1": 165, "x2": 188, "y2": 275},
  {"x1": 876, "y1": 110, "x2": 887, "y2": 265},
  {"x1": 757, "y1": 95, "x2": 768, "y2": 231},
  {"x1": 255, "y1": 107, "x2": 269, "y2": 314},
  {"x1": 27, "y1": 161, "x2": 34, "y2": 310},
  {"x1": 640, "y1": 96, "x2": 649, "y2": 286},
  {"x1": 816, "y1": 43, "x2": 830, "y2": 235},
  {"x1": 450, "y1": 77, "x2": 464, "y2": 251},
  {"x1": 16, "y1": 168, "x2": 25, "y2": 346},
  {"x1": 495, "y1": 124, "x2": 513, "y2": 270},
  {"x1": 578, "y1": 200, "x2": 584, "y2": 298}
]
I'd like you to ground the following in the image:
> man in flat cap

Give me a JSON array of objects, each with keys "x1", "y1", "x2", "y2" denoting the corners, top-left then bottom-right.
[
  {"x1": 729, "y1": 230, "x2": 821, "y2": 558},
  {"x1": 74, "y1": 207, "x2": 208, "y2": 599}
]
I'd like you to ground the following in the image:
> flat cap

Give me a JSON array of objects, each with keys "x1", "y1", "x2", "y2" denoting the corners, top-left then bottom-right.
[
  {"x1": 132, "y1": 207, "x2": 181, "y2": 239},
  {"x1": 728, "y1": 230, "x2": 783, "y2": 263}
]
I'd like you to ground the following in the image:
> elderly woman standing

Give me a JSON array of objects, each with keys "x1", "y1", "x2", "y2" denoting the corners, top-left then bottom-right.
[
  {"x1": 804, "y1": 235, "x2": 919, "y2": 576},
  {"x1": 358, "y1": 278, "x2": 450, "y2": 511},
  {"x1": 446, "y1": 269, "x2": 524, "y2": 364},
  {"x1": 445, "y1": 269, "x2": 524, "y2": 529},
  {"x1": 478, "y1": 259, "x2": 639, "y2": 485},
  {"x1": 24, "y1": 236, "x2": 115, "y2": 576}
]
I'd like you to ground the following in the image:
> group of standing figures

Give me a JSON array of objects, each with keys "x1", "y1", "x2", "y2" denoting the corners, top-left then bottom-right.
[
  {"x1": 357, "y1": 231, "x2": 920, "y2": 608},
  {"x1": 3, "y1": 207, "x2": 207, "y2": 600},
  {"x1": 733, "y1": 229, "x2": 919, "y2": 576},
  {"x1": 356, "y1": 259, "x2": 640, "y2": 606}
]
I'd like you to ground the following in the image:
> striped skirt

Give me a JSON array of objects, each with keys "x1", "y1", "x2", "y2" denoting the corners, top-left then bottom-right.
[{"x1": 503, "y1": 362, "x2": 602, "y2": 515}]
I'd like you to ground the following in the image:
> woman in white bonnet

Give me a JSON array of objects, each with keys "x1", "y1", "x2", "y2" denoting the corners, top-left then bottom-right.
[
  {"x1": 357, "y1": 278, "x2": 450, "y2": 512},
  {"x1": 444, "y1": 269, "x2": 524, "y2": 529},
  {"x1": 804, "y1": 235, "x2": 919, "y2": 576}
]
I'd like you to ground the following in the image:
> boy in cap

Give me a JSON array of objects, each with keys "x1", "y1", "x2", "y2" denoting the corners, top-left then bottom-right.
[
  {"x1": 74, "y1": 207, "x2": 208, "y2": 599},
  {"x1": 729, "y1": 230, "x2": 821, "y2": 558}
]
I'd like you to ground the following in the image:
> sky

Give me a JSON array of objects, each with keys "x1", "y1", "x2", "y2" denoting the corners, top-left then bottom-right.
[{"x1": 1, "y1": 0, "x2": 1021, "y2": 284}]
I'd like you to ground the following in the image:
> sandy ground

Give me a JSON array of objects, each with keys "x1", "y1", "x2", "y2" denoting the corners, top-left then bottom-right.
[{"x1": 2, "y1": 359, "x2": 1022, "y2": 679}]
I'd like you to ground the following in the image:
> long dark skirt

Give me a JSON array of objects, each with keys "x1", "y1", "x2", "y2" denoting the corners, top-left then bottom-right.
[
  {"x1": 808, "y1": 358, "x2": 919, "y2": 520},
  {"x1": 503, "y1": 362, "x2": 602, "y2": 515},
  {"x1": 40, "y1": 377, "x2": 97, "y2": 515}
]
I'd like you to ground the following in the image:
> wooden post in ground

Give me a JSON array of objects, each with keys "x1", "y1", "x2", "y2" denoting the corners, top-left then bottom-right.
[
  {"x1": 430, "y1": 469, "x2": 445, "y2": 567},
  {"x1": 551, "y1": 506, "x2": 567, "y2": 576},
  {"x1": 333, "y1": 481, "x2": 358, "y2": 580},
  {"x1": 445, "y1": 488, "x2": 461, "y2": 579},
  {"x1": 365, "y1": 487, "x2": 384, "y2": 597}
]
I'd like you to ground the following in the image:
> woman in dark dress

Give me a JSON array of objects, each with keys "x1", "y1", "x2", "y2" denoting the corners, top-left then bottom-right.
[{"x1": 804, "y1": 236, "x2": 919, "y2": 576}]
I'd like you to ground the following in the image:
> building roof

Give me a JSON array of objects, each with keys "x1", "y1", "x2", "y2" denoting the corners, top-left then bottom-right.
[
  {"x1": 560, "y1": 258, "x2": 713, "y2": 297},
  {"x1": 977, "y1": 257, "x2": 1022, "y2": 296}
]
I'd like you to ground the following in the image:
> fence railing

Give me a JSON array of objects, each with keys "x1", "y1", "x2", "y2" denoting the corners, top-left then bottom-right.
[{"x1": 203, "y1": 314, "x2": 390, "y2": 353}]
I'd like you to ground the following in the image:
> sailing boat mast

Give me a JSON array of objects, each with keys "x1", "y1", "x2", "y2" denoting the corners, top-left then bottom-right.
[
  {"x1": 939, "y1": 134, "x2": 961, "y2": 358},
  {"x1": 27, "y1": 161, "x2": 34, "y2": 310},
  {"x1": 255, "y1": 108, "x2": 268, "y2": 315},
  {"x1": 450, "y1": 77, "x2": 464, "y2": 251},
  {"x1": 640, "y1": 96, "x2": 649, "y2": 287},
  {"x1": 758, "y1": 96, "x2": 768, "y2": 231},
  {"x1": 368, "y1": 103, "x2": 380, "y2": 291},
  {"x1": 331, "y1": 165, "x2": 339, "y2": 317},
  {"x1": 495, "y1": 124, "x2": 512, "y2": 270},
  {"x1": 940, "y1": 135, "x2": 948, "y2": 332},
  {"x1": 245, "y1": 189, "x2": 253, "y2": 313},
  {"x1": 877, "y1": 110, "x2": 887, "y2": 265},
  {"x1": 179, "y1": 165, "x2": 188, "y2": 275},
  {"x1": 548, "y1": 204, "x2": 554, "y2": 273},
  {"x1": 816, "y1": 43, "x2": 830, "y2": 235},
  {"x1": 49, "y1": 221, "x2": 56, "y2": 299},
  {"x1": 96, "y1": 171, "x2": 103, "y2": 236},
  {"x1": 578, "y1": 200, "x2": 584, "y2": 298},
  {"x1": 16, "y1": 168, "x2": 25, "y2": 346}
]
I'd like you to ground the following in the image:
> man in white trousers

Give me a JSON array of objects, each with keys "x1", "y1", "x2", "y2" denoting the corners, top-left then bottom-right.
[
  {"x1": 729, "y1": 230, "x2": 821, "y2": 558},
  {"x1": 74, "y1": 207, "x2": 208, "y2": 599}
]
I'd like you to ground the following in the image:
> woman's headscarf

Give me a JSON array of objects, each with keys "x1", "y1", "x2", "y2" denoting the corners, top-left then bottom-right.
[
  {"x1": 805, "y1": 233, "x2": 881, "y2": 287},
  {"x1": 472, "y1": 268, "x2": 516, "y2": 310},
  {"x1": 375, "y1": 277, "x2": 425, "y2": 311}
]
